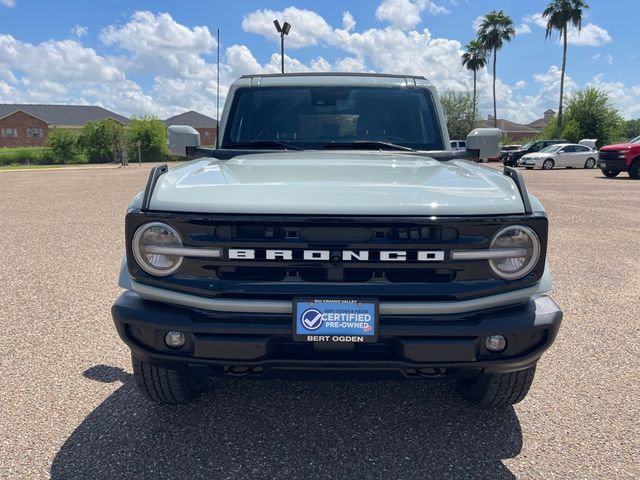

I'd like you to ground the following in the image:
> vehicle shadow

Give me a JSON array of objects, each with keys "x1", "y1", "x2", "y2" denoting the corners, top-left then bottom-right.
[{"x1": 51, "y1": 365, "x2": 523, "y2": 480}]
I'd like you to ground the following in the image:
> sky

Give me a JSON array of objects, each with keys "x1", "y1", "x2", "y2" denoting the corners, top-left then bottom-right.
[{"x1": 0, "y1": 0, "x2": 638, "y2": 123}]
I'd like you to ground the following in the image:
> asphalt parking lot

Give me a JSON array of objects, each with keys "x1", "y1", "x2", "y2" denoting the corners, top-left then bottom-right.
[{"x1": 0, "y1": 164, "x2": 638, "y2": 479}]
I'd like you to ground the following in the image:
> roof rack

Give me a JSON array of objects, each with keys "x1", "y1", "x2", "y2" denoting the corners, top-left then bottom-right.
[{"x1": 503, "y1": 166, "x2": 532, "y2": 214}]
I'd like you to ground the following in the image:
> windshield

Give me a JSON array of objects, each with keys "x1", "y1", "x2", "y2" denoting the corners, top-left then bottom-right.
[
  {"x1": 521, "y1": 142, "x2": 535, "y2": 150},
  {"x1": 630, "y1": 135, "x2": 640, "y2": 144},
  {"x1": 222, "y1": 86, "x2": 444, "y2": 151},
  {"x1": 540, "y1": 145, "x2": 562, "y2": 153}
]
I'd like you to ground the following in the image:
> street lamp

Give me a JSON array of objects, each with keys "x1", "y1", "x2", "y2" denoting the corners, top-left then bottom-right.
[{"x1": 273, "y1": 20, "x2": 291, "y2": 74}]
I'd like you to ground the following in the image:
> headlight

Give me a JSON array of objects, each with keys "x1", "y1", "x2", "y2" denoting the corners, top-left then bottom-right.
[
  {"x1": 489, "y1": 225, "x2": 540, "y2": 280},
  {"x1": 132, "y1": 222, "x2": 183, "y2": 276}
]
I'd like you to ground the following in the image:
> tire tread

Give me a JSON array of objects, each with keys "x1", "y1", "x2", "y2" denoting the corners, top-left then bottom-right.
[{"x1": 132, "y1": 354, "x2": 204, "y2": 405}]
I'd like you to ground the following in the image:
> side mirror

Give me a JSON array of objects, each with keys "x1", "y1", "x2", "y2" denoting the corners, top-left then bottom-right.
[
  {"x1": 466, "y1": 128, "x2": 501, "y2": 159},
  {"x1": 167, "y1": 125, "x2": 201, "y2": 157}
]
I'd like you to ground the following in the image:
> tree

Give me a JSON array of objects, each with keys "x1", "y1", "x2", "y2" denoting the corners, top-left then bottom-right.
[
  {"x1": 78, "y1": 119, "x2": 126, "y2": 163},
  {"x1": 461, "y1": 40, "x2": 487, "y2": 132},
  {"x1": 47, "y1": 128, "x2": 81, "y2": 164},
  {"x1": 624, "y1": 119, "x2": 640, "y2": 140},
  {"x1": 540, "y1": 87, "x2": 623, "y2": 146},
  {"x1": 440, "y1": 91, "x2": 478, "y2": 140},
  {"x1": 126, "y1": 116, "x2": 169, "y2": 163},
  {"x1": 477, "y1": 10, "x2": 515, "y2": 128},
  {"x1": 543, "y1": 0, "x2": 589, "y2": 138}
]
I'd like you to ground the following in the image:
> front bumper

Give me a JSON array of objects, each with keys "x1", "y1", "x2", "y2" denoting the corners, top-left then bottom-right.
[
  {"x1": 598, "y1": 157, "x2": 628, "y2": 171},
  {"x1": 112, "y1": 291, "x2": 562, "y2": 377}
]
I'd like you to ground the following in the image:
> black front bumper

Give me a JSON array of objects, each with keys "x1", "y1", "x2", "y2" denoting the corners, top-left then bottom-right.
[
  {"x1": 112, "y1": 291, "x2": 562, "y2": 378},
  {"x1": 598, "y1": 157, "x2": 628, "y2": 172}
]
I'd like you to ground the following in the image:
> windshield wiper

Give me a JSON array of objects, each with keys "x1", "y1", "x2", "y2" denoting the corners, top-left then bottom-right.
[
  {"x1": 323, "y1": 141, "x2": 416, "y2": 152},
  {"x1": 226, "y1": 141, "x2": 304, "y2": 151}
]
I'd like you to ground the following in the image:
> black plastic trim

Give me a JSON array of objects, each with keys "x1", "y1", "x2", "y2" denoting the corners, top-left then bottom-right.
[
  {"x1": 503, "y1": 166, "x2": 533, "y2": 214},
  {"x1": 141, "y1": 164, "x2": 168, "y2": 212}
]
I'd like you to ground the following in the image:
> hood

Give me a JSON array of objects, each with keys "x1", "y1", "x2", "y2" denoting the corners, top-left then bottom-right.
[
  {"x1": 600, "y1": 143, "x2": 637, "y2": 151},
  {"x1": 149, "y1": 151, "x2": 525, "y2": 216}
]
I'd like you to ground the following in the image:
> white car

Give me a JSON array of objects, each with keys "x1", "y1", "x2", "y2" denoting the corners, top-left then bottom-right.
[{"x1": 519, "y1": 143, "x2": 598, "y2": 170}]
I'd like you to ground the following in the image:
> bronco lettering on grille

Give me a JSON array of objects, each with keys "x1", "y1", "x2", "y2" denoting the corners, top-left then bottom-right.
[{"x1": 227, "y1": 249, "x2": 445, "y2": 262}]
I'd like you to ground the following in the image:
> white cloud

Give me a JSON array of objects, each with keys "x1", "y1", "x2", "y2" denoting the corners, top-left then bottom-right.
[
  {"x1": 514, "y1": 80, "x2": 527, "y2": 90},
  {"x1": 241, "y1": 7, "x2": 333, "y2": 48},
  {"x1": 342, "y1": 11, "x2": 356, "y2": 32},
  {"x1": 515, "y1": 23, "x2": 531, "y2": 35},
  {"x1": 71, "y1": 25, "x2": 88, "y2": 38},
  {"x1": 376, "y1": 0, "x2": 449, "y2": 31},
  {"x1": 523, "y1": 13, "x2": 546, "y2": 29},
  {"x1": 0, "y1": 0, "x2": 15, "y2": 7},
  {"x1": 523, "y1": 13, "x2": 611, "y2": 46},
  {"x1": 566, "y1": 22, "x2": 611, "y2": 46},
  {"x1": 472, "y1": 15, "x2": 483, "y2": 32}
]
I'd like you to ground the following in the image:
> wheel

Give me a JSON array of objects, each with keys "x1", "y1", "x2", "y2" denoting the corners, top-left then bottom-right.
[
  {"x1": 584, "y1": 158, "x2": 596, "y2": 169},
  {"x1": 132, "y1": 353, "x2": 206, "y2": 404},
  {"x1": 458, "y1": 365, "x2": 537, "y2": 408},
  {"x1": 602, "y1": 169, "x2": 620, "y2": 178},
  {"x1": 629, "y1": 160, "x2": 640, "y2": 179},
  {"x1": 542, "y1": 159, "x2": 554, "y2": 170}
]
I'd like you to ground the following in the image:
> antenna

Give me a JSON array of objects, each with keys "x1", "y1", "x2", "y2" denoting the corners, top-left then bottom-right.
[{"x1": 216, "y1": 28, "x2": 220, "y2": 150}]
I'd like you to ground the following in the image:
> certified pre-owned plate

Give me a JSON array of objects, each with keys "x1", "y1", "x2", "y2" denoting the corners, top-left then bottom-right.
[{"x1": 293, "y1": 298, "x2": 378, "y2": 343}]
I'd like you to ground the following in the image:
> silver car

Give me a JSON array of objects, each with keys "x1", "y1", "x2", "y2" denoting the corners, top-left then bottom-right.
[{"x1": 520, "y1": 143, "x2": 598, "y2": 170}]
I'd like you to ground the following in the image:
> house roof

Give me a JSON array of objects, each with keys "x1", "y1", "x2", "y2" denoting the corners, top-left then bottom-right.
[
  {"x1": 165, "y1": 111, "x2": 218, "y2": 128},
  {"x1": 544, "y1": 109, "x2": 556, "y2": 114},
  {"x1": 527, "y1": 118, "x2": 550, "y2": 129},
  {"x1": 0, "y1": 104, "x2": 129, "y2": 126},
  {"x1": 481, "y1": 118, "x2": 539, "y2": 134}
]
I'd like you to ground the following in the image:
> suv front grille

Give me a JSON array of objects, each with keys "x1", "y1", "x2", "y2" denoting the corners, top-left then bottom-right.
[{"x1": 126, "y1": 213, "x2": 548, "y2": 302}]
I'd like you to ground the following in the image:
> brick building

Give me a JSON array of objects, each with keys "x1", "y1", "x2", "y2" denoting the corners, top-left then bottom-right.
[
  {"x1": 0, "y1": 104, "x2": 129, "y2": 148},
  {"x1": 165, "y1": 111, "x2": 218, "y2": 146}
]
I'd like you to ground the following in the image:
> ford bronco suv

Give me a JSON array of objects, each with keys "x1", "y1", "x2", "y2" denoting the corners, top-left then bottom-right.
[
  {"x1": 112, "y1": 73, "x2": 562, "y2": 408},
  {"x1": 598, "y1": 135, "x2": 640, "y2": 178}
]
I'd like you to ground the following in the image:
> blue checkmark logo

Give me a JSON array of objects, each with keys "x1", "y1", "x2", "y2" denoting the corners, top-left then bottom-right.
[{"x1": 301, "y1": 309, "x2": 323, "y2": 330}]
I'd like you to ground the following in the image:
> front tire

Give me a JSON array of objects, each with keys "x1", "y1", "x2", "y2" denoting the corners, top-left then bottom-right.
[
  {"x1": 458, "y1": 365, "x2": 536, "y2": 408},
  {"x1": 132, "y1": 354, "x2": 206, "y2": 404},
  {"x1": 542, "y1": 159, "x2": 554, "y2": 170},
  {"x1": 584, "y1": 158, "x2": 596, "y2": 169},
  {"x1": 602, "y1": 169, "x2": 620, "y2": 178},
  {"x1": 629, "y1": 160, "x2": 640, "y2": 179}
]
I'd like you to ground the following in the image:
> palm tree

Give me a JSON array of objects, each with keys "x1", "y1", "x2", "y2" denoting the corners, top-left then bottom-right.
[
  {"x1": 477, "y1": 10, "x2": 515, "y2": 128},
  {"x1": 543, "y1": 0, "x2": 589, "y2": 138},
  {"x1": 461, "y1": 40, "x2": 487, "y2": 131}
]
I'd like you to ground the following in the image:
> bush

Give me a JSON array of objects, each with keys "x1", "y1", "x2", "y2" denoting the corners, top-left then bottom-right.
[
  {"x1": 0, "y1": 147, "x2": 54, "y2": 166},
  {"x1": 540, "y1": 88, "x2": 624, "y2": 147},
  {"x1": 126, "y1": 116, "x2": 169, "y2": 163},
  {"x1": 78, "y1": 119, "x2": 125, "y2": 163},
  {"x1": 47, "y1": 128, "x2": 84, "y2": 164}
]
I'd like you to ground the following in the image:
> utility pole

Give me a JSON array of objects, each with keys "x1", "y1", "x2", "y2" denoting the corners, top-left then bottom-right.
[
  {"x1": 137, "y1": 141, "x2": 142, "y2": 166},
  {"x1": 273, "y1": 20, "x2": 291, "y2": 74}
]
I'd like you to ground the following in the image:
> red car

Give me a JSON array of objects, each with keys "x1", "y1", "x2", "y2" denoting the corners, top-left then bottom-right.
[{"x1": 598, "y1": 135, "x2": 640, "y2": 179}]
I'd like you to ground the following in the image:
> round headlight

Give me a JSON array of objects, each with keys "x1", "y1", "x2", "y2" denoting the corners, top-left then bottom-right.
[
  {"x1": 132, "y1": 222, "x2": 183, "y2": 276},
  {"x1": 489, "y1": 225, "x2": 540, "y2": 280}
]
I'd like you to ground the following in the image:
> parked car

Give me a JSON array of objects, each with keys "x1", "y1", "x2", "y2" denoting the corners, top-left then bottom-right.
[
  {"x1": 489, "y1": 144, "x2": 521, "y2": 163},
  {"x1": 598, "y1": 135, "x2": 640, "y2": 179},
  {"x1": 502, "y1": 139, "x2": 569, "y2": 167},
  {"x1": 519, "y1": 143, "x2": 598, "y2": 170},
  {"x1": 450, "y1": 140, "x2": 466, "y2": 151}
]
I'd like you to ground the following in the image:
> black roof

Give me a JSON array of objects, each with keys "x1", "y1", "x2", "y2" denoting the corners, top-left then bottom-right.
[
  {"x1": 165, "y1": 111, "x2": 218, "y2": 128},
  {"x1": 0, "y1": 104, "x2": 129, "y2": 126}
]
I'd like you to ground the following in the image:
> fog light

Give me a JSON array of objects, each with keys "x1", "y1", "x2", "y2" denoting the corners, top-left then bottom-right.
[
  {"x1": 165, "y1": 331, "x2": 185, "y2": 348},
  {"x1": 485, "y1": 335, "x2": 507, "y2": 352}
]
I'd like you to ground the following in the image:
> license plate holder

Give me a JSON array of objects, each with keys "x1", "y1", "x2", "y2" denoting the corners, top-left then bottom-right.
[{"x1": 292, "y1": 298, "x2": 378, "y2": 343}]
